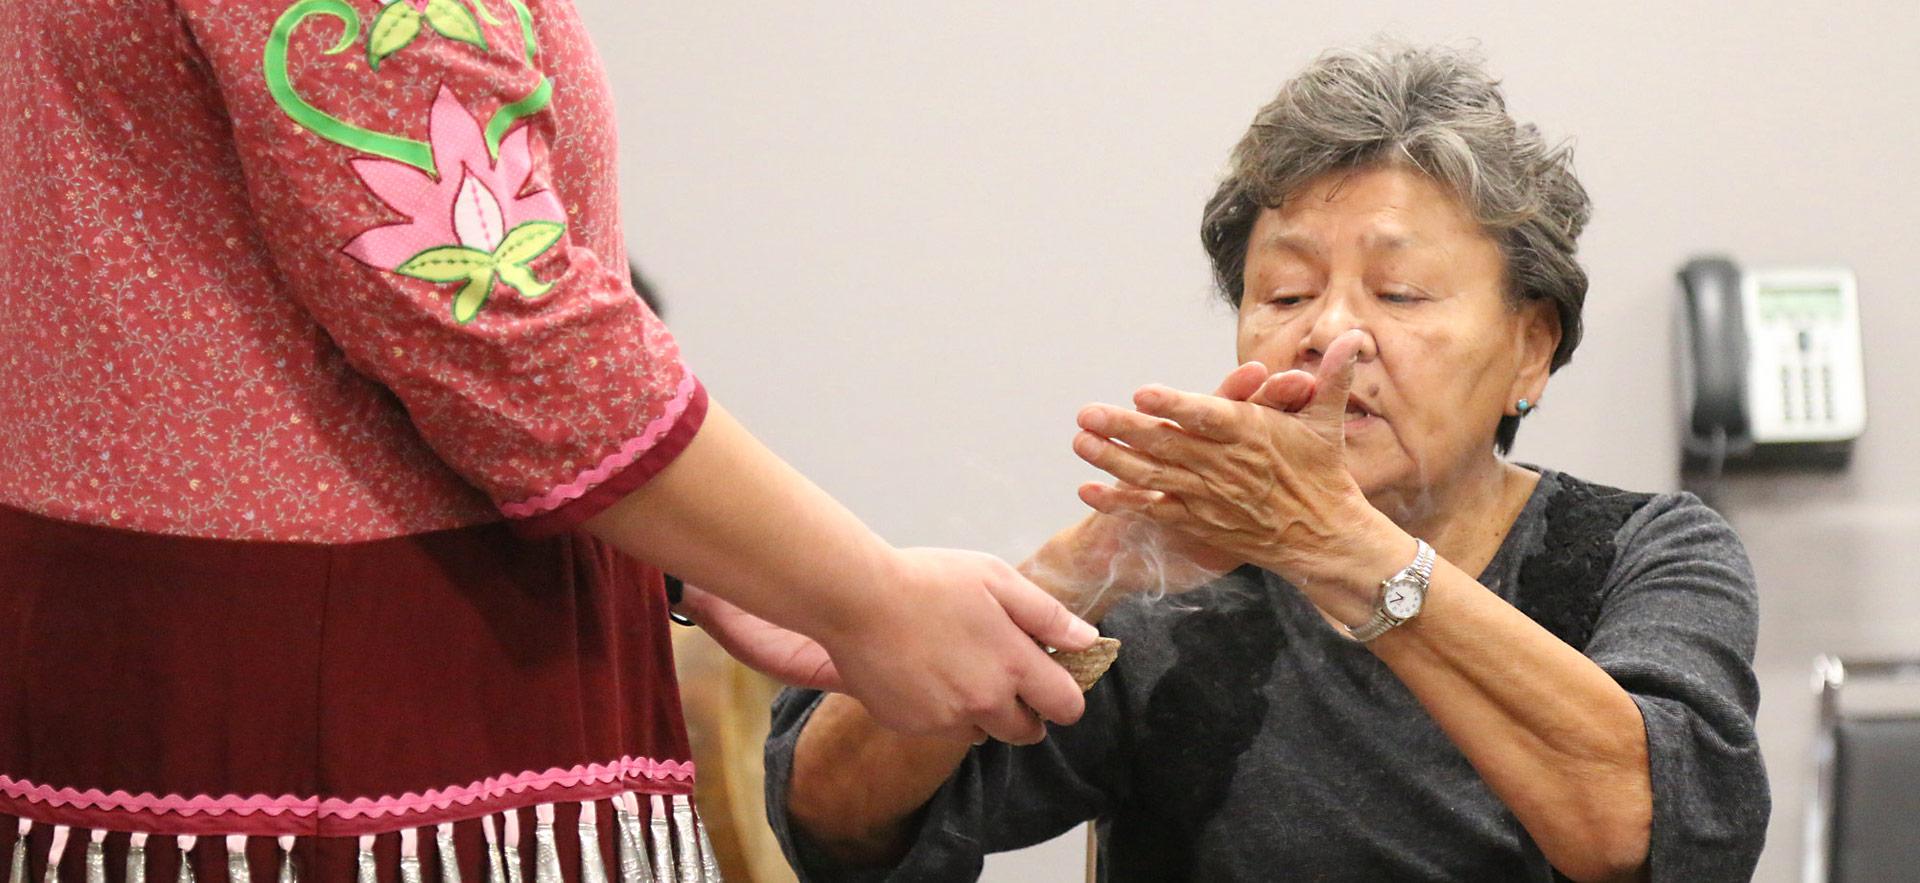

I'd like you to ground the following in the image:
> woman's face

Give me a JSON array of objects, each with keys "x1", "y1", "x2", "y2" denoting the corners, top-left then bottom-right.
[{"x1": 1235, "y1": 165, "x2": 1558, "y2": 506}]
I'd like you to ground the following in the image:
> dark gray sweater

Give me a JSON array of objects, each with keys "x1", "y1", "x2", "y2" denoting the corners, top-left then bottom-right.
[{"x1": 764, "y1": 470, "x2": 1770, "y2": 881}]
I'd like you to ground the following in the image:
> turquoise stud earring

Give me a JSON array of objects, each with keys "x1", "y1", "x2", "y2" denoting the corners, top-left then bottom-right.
[{"x1": 1515, "y1": 399, "x2": 1536, "y2": 417}]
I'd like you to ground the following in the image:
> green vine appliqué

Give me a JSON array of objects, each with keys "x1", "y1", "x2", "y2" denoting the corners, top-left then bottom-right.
[{"x1": 264, "y1": 0, "x2": 554, "y2": 171}]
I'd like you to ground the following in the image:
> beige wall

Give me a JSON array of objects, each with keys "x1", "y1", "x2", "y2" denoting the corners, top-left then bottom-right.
[{"x1": 578, "y1": 2, "x2": 1920, "y2": 880}]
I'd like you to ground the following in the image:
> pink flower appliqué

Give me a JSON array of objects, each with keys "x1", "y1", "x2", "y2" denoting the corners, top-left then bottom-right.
[{"x1": 343, "y1": 87, "x2": 567, "y2": 323}]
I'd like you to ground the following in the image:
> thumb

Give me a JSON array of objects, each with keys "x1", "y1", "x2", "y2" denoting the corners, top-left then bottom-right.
[
  {"x1": 1301, "y1": 329, "x2": 1365, "y2": 434},
  {"x1": 987, "y1": 567, "x2": 1100, "y2": 652}
]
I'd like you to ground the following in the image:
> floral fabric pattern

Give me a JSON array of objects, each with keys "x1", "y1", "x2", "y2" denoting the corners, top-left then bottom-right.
[{"x1": 0, "y1": 0, "x2": 703, "y2": 541}]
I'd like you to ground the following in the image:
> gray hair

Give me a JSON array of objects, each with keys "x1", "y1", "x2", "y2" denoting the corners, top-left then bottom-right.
[{"x1": 1200, "y1": 42, "x2": 1591, "y2": 453}]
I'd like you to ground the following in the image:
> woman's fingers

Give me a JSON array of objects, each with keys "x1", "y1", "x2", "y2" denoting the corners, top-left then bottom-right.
[
  {"x1": 1212, "y1": 361, "x2": 1272, "y2": 399},
  {"x1": 1130, "y1": 385, "x2": 1244, "y2": 442},
  {"x1": 982, "y1": 564, "x2": 1100, "y2": 656},
  {"x1": 679, "y1": 585, "x2": 845, "y2": 691},
  {"x1": 1072, "y1": 431, "x2": 1206, "y2": 497},
  {"x1": 1076, "y1": 404, "x2": 1208, "y2": 465},
  {"x1": 976, "y1": 699, "x2": 1049, "y2": 746}
]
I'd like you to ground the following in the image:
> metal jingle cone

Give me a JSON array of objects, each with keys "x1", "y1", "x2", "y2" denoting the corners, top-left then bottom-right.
[
  {"x1": 84, "y1": 830, "x2": 107, "y2": 883},
  {"x1": 223, "y1": 836, "x2": 249, "y2": 883},
  {"x1": 400, "y1": 828, "x2": 424, "y2": 883},
  {"x1": 613, "y1": 794, "x2": 650, "y2": 883},
  {"x1": 577, "y1": 802, "x2": 609, "y2": 883},
  {"x1": 435, "y1": 823, "x2": 460, "y2": 883},
  {"x1": 175, "y1": 835, "x2": 197, "y2": 883},
  {"x1": 644, "y1": 797, "x2": 672, "y2": 883},
  {"x1": 126, "y1": 833, "x2": 149, "y2": 883},
  {"x1": 276, "y1": 835, "x2": 298, "y2": 883},
  {"x1": 356, "y1": 835, "x2": 378, "y2": 883},
  {"x1": 41, "y1": 826, "x2": 68, "y2": 883}
]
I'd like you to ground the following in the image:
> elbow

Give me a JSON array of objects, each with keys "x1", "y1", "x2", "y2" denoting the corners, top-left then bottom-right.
[
  {"x1": 1558, "y1": 841, "x2": 1649, "y2": 883},
  {"x1": 1546, "y1": 743, "x2": 1653, "y2": 881},
  {"x1": 1550, "y1": 805, "x2": 1651, "y2": 883},
  {"x1": 786, "y1": 723, "x2": 858, "y2": 842},
  {"x1": 786, "y1": 751, "x2": 918, "y2": 868},
  {"x1": 783, "y1": 695, "x2": 949, "y2": 865},
  {"x1": 1558, "y1": 703, "x2": 1653, "y2": 881}
]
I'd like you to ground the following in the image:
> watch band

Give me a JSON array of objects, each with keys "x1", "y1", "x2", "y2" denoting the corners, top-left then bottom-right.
[{"x1": 1344, "y1": 538, "x2": 1435, "y2": 643}]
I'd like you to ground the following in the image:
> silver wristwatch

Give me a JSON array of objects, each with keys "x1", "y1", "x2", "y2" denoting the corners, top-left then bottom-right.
[{"x1": 1344, "y1": 539, "x2": 1435, "y2": 643}]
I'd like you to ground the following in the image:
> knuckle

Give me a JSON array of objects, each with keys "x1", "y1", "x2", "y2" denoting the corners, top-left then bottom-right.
[
  {"x1": 962, "y1": 690, "x2": 1001, "y2": 721},
  {"x1": 1147, "y1": 499, "x2": 1181, "y2": 523}
]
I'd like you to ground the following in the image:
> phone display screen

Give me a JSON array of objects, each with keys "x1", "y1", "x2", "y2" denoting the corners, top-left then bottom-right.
[{"x1": 1758, "y1": 283, "x2": 1845, "y2": 322}]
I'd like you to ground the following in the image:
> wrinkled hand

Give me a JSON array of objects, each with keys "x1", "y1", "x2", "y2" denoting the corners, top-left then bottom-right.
[
  {"x1": 816, "y1": 547, "x2": 1099, "y2": 746},
  {"x1": 677, "y1": 584, "x2": 843, "y2": 691},
  {"x1": 1123, "y1": 357, "x2": 1323, "y2": 575},
  {"x1": 1071, "y1": 330, "x2": 1376, "y2": 590},
  {"x1": 1045, "y1": 360, "x2": 1321, "y2": 609}
]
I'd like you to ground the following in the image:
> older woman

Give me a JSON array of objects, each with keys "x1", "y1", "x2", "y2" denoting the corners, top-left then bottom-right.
[{"x1": 761, "y1": 43, "x2": 1768, "y2": 882}]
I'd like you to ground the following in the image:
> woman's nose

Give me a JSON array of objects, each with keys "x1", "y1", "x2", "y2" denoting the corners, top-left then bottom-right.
[{"x1": 1299, "y1": 289, "x2": 1376, "y2": 364}]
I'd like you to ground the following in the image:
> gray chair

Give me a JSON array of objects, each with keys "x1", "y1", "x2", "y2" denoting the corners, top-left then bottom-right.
[{"x1": 1804, "y1": 655, "x2": 1920, "y2": 883}]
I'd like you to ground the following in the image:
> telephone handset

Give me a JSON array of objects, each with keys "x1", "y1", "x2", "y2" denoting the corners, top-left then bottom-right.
[{"x1": 1677, "y1": 256, "x2": 1865, "y2": 472}]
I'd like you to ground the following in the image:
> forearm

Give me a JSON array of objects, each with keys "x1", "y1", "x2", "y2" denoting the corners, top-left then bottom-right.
[
  {"x1": 1371, "y1": 558, "x2": 1651, "y2": 882},
  {"x1": 788, "y1": 693, "x2": 973, "y2": 865},
  {"x1": 584, "y1": 399, "x2": 893, "y2": 642}
]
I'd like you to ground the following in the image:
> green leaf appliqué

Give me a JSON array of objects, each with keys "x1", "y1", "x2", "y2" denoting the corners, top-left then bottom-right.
[
  {"x1": 493, "y1": 221, "x2": 563, "y2": 267},
  {"x1": 367, "y1": 1, "x2": 423, "y2": 70},
  {"x1": 495, "y1": 263, "x2": 552, "y2": 300},
  {"x1": 423, "y1": 0, "x2": 488, "y2": 50},
  {"x1": 490, "y1": 220, "x2": 563, "y2": 300},
  {"x1": 450, "y1": 269, "x2": 497, "y2": 324},
  {"x1": 396, "y1": 246, "x2": 495, "y2": 282}
]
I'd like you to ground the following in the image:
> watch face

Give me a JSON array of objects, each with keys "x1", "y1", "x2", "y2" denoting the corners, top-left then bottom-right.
[{"x1": 1383, "y1": 579, "x2": 1423, "y2": 619}]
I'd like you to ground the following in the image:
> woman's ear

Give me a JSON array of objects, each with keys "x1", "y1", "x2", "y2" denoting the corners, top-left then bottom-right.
[{"x1": 1509, "y1": 299, "x2": 1561, "y2": 411}]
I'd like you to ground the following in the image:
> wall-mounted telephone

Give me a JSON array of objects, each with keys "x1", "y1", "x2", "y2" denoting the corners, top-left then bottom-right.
[{"x1": 1676, "y1": 257, "x2": 1866, "y2": 473}]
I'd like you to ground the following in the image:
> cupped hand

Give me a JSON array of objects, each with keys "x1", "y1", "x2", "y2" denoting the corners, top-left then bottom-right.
[
  {"x1": 1069, "y1": 331, "x2": 1383, "y2": 604},
  {"x1": 1046, "y1": 360, "x2": 1321, "y2": 602},
  {"x1": 816, "y1": 547, "x2": 1100, "y2": 745}
]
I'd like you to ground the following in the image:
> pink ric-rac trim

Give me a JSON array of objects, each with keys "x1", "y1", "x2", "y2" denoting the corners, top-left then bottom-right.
[
  {"x1": 500, "y1": 373, "x2": 700, "y2": 519},
  {"x1": 0, "y1": 756, "x2": 693, "y2": 822}
]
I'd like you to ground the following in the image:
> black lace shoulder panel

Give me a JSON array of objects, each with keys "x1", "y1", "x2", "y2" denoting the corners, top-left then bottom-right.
[{"x1": 1511, "y1": 474, "x2": 1656, "y2": 652}]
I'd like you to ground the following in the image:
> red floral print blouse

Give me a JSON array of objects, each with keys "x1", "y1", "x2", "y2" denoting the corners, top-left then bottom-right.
[{"x1": 0, "y1": 0, "x2": 706, "y2": 542}]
